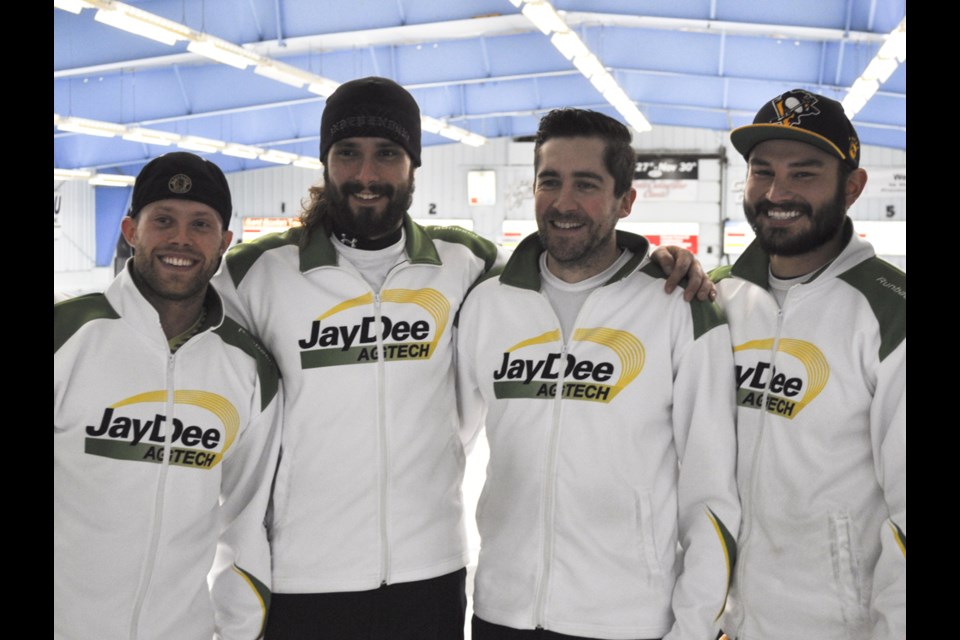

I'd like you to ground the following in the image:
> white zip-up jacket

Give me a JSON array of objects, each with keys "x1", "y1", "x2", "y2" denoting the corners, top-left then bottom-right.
[
  {"x1": 54, "y1": 266, "x2": 282, "y2": 640},
  {"x1": 457, "y1": 232, "x2": 740, "y2": 640},
  {"x1": 714, "y1": 219, "x2": 906, "y2": 640},
  {"x1": 213, "y1": 217, "x2": 499, "y2": 593}
]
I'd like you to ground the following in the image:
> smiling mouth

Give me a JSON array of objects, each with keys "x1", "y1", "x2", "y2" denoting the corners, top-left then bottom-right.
[
  {"x1": 764, "y1": 209, "x2": 803, "y2": 221},
  {"x1": 550, "y1": 220, "x2": 585, "y2": 230},
  {"x1": 352, "y1": 192, "x2": 383, "y2": 201},
  {"x1": 160, "y1": 255, "x2": 198, "y2": 267}
]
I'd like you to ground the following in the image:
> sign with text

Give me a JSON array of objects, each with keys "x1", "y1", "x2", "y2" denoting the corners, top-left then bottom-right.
[{"x1": 633, "y1": 157, "x2": 699, "y2": 201}]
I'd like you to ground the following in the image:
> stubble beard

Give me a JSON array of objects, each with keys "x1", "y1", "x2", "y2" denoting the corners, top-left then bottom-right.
[
  {"x1": 132, "y1": 248, "x2": 216, "y2": 304},
  {"x1": 538, "y1": 209, "x2": 615, "y2": 271}
]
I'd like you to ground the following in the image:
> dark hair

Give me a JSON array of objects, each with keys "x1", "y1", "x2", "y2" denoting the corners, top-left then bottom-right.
[
  {"x1": 298, "y1": 168, "x2": 334, "y2": 246},
  {"x1": 533, "y1": 109, "x2": 636, "y2": 198}
]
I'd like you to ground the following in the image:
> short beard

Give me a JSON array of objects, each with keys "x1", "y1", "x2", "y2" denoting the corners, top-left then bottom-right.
[
  {"x1": 325, "y1": 170, "x2": 415, "y2": 241},
  {"x1": 744, "y1": 182, "x2": 847, "y2": 257}
]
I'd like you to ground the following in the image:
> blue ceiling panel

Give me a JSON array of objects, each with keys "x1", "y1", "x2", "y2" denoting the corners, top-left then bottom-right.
[
  {"x1": 555, "y1": 0, "x2": 713, "y2": 21},
  {"x1": 723, "y1": 35, "x2": 827, "y2": 84},
  {"x1": 592, "y1": 27, "x2": 721, "y2": 76},
  {"x1": 715, "y1": 0, "x2": 848, "y2": 29},
  {"x1": 54, "y1": 0, "x2": 906, "y2": 176},
  {"x1": 485, "y1": 33, "x2": 571, "y2": 76}
]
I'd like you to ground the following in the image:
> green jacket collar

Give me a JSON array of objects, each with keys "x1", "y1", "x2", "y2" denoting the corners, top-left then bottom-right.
[
  {"x1": 299, "y1": 214, "x2": 442, "y2": 272},
  {"x1": 731, "y1": 217, "x2": 855, "y2": 289},
  {"x1": 499, "y1": 230, "x2": 650, "y2": 291}
]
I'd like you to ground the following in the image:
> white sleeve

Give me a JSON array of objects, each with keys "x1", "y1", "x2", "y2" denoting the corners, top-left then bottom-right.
[
  {"x1": 455, "y1": 294, "x2": 488, "y2": 455},
  {"x1": 869, "y1": 338, "x2": 906, "y2": 639},
  {"x1": 665, "y1": 309, "x2": 741, "y2": 640},
  {"x1": 213, "y1": 258, "x2": 257, "y2": 333},
  {"x1": 210, "y1": 374, "x2": 283, "y2": 639}
]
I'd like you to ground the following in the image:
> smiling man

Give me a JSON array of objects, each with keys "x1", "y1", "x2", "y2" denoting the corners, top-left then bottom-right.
[
  {"x1": 714, "y1": 90, "x2": 906, "y2": 639},
  {"x1": 54, "y1": 152, "x2": 282, "y2": 639},
  {"x1": 214, "y1": 79, "x2": 716, "y2": 639},
  {"x1": 457, "y1": 109, "x2": 740, "y2": 640}
]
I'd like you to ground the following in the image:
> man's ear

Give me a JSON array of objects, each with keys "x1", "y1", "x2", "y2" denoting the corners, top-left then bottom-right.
[
  {"x1": 845, "y1": 168, "x2": 868, "y2": 209},
  {"x1": 220, "y1": 230, "x2": 234, "y2": 256},
  {"x1": 120, "y1": 216, "x2": 138, "y2": 248},
  {"x1": 619, "y1": 187, "x2": 638, "y2": 219}
]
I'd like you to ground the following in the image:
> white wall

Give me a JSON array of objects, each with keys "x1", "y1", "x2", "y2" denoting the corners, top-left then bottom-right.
[{"x1": 54, "y1": 124, "x2": 906, "y2": 295}]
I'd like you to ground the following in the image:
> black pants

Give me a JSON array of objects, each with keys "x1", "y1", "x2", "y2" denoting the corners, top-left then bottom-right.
[
  {"x1": 472, "y1": 615, "x2": 659, "y2": 640},
  {"x1": 264, "y1": 568, "x2": 467, "y2": 640}
]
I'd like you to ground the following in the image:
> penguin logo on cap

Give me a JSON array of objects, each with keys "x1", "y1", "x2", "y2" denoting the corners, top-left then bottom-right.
[
  {"x1": 770, "y1": 91, "x2": 820, "y2": 127},
  {"x1": 168, "y1": 174, "x2": 193, "y2": 194}
]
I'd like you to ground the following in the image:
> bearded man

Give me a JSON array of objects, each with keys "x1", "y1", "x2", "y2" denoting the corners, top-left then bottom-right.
[{"x1": 714, "y1": 89, "x2": 906, "y2": 640}]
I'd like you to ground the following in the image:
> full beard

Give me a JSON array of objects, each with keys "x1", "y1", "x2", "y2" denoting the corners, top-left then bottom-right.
[
  {"x1": 326, "y1": 174, "x2": 414, "y2": 240},
  {"x1": 744, "y1": 186, "x2": 847, "y2": 257}
]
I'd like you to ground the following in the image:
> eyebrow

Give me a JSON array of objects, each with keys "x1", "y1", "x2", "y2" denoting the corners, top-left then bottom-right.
[
  {"x1": 537, "y1": 169, "x2": 606, "y2": 182},
  {"x1": 749, "y1": 157, "x2": 827, "y2": 169}
]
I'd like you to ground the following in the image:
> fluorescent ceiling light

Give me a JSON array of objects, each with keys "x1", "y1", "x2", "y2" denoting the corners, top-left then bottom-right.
[
  {"x1": 521, "y1": 2, "x2": 567, "y2": 35},
  {"x1": 420, "y1": 118, "x2": 444, "y2": 135},
  {"x1": 187, "y1": 38, "x2": 260, "y2": 69},
  {"x1": 178, "y1": 136, "x2": 226, "y2": 153},
  {"x1": 879, "y1": 18, "x2": 907, "y2": 62},
  {"x1": 550, "y1": 31, "x2": 588, "y2": 61},
  {"x1": 590, "y1": 72, "x2": 617, "y2": 95},
  {"x1": 861, "y1": 57, "x2": 898, "y2": 83},
  {"x1": 89, "y1": 174, "x2": 137, "y2": 187},
  {"x1": 572, "y1": 53, "x2": 603, "y2": 79},
  {"x1": 54, "y1": 0, "x2": 93, "y2": 14},
  {"x1": 308, "y1": 79, "x2": 341, "y2": 97},
  {"x1": 842, "y1": 16, "x2": 905, "y2": 118},
  {"x1": 259, "y1": 149, "x2": 299, "y2": 165},
  {"x1": 438, "y1": 125, "x2": 465, "y2": 142},
  {"x1": 54, "y1": 168, "x2": 93, "y2": 180},
  {"x1": 58, "y1": 117, "x2": 127, "y2": 138},
  {"x1": 222, "y1": 144, "x2": 264, "y2": 159},
  {"x1": 461, "y1": 134, "x2": 487, "y2": 148},
  {"x1": 94, "y1": 8, "x2": 185, "y2": 46},
  {"x1": 293, "y1": 157, "x2": 323, "y2": 170},
  {"x1": 123, "y1": 127, "x2": 181, "y2": 146}
]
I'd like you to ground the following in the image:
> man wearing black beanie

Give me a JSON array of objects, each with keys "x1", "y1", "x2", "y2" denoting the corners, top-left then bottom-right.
[
  {"x1": 55, "y1": 152, "x2": 282, "y2": 639},
  {"x1": 215, "y1": 77, "x2": 715, "y2": 639},
  {"x1": 217, "y1": 77, "x2": 496, "y2": 639}
]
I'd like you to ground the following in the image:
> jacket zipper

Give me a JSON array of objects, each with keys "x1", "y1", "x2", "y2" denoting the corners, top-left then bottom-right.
[
  {"x1": 373, "y1": 291, "x2": 392, "y2": 586},
  {"x1": 129, "y1": 351, "x2": 176, "y2": 639},
  {"x1": 736, "y1": 289, "x2": 791, "y2": 631},
  {"x1": 533, "y1": 342, "x2": 567, "y2": 628}
]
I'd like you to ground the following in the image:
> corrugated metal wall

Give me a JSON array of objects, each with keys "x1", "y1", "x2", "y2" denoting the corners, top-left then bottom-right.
[{"x1": 54, "y1": 179, "x2": 97, "y2": 272}]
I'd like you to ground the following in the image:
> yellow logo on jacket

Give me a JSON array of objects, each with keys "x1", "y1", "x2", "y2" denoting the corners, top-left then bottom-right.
[
  {"x1": 298, "y1": 288, "x2": 449, "y2": 369},
  {"x1": 492, "y1": 328, "x2": 643, "y2": 403},
  {"x1": 84, "y1": 390, "x2": 238, "y2": 469},
  {"x1": 733, "y1": 338, "x2": 828, "y2": 419}
]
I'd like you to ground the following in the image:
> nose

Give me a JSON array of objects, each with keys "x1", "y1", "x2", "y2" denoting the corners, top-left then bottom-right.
[
  {"x1": 356, "y1": 155, "x2": 380, "y2": 185},
  {"x1": 169, "y1": 220, "x2": 192, "y2": 246},
  {"x1": 765, "y1": 177, "x2": 794, "y2": 203},
  {"x1": 554, "y1": 183, "x2": 578, "y2": 213}
]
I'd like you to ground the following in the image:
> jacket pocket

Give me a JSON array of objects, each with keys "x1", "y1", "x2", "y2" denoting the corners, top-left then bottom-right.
[
  {"x1": 828, "y1": 510, "x2": 867, "y2": 629},
  {"x1": 636, "y1": 491, "x2": 664, "y2": 581},
  {"x1": 267, "y1": 445, "x2": 294, "y2": 536}
]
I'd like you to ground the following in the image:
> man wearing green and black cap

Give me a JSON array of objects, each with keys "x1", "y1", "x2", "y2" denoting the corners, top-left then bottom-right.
[
  {"x1": 713, "y1": 89, "x2": 906, "y2": 639},
  {"x1": 55, "y1": 152, "x2": 282, "y2": 639},
  {"x1": 215, "y1": 77, "x2": 714, "y2": 638}
]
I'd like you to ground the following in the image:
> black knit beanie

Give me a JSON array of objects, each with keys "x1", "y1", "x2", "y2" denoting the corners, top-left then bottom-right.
[
  {"x1": 131, "y1": 152, "x2": 233, "y2": 228},
  {"x1": 319, "y1": 76, "x2": 422, "y2": 167}
]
